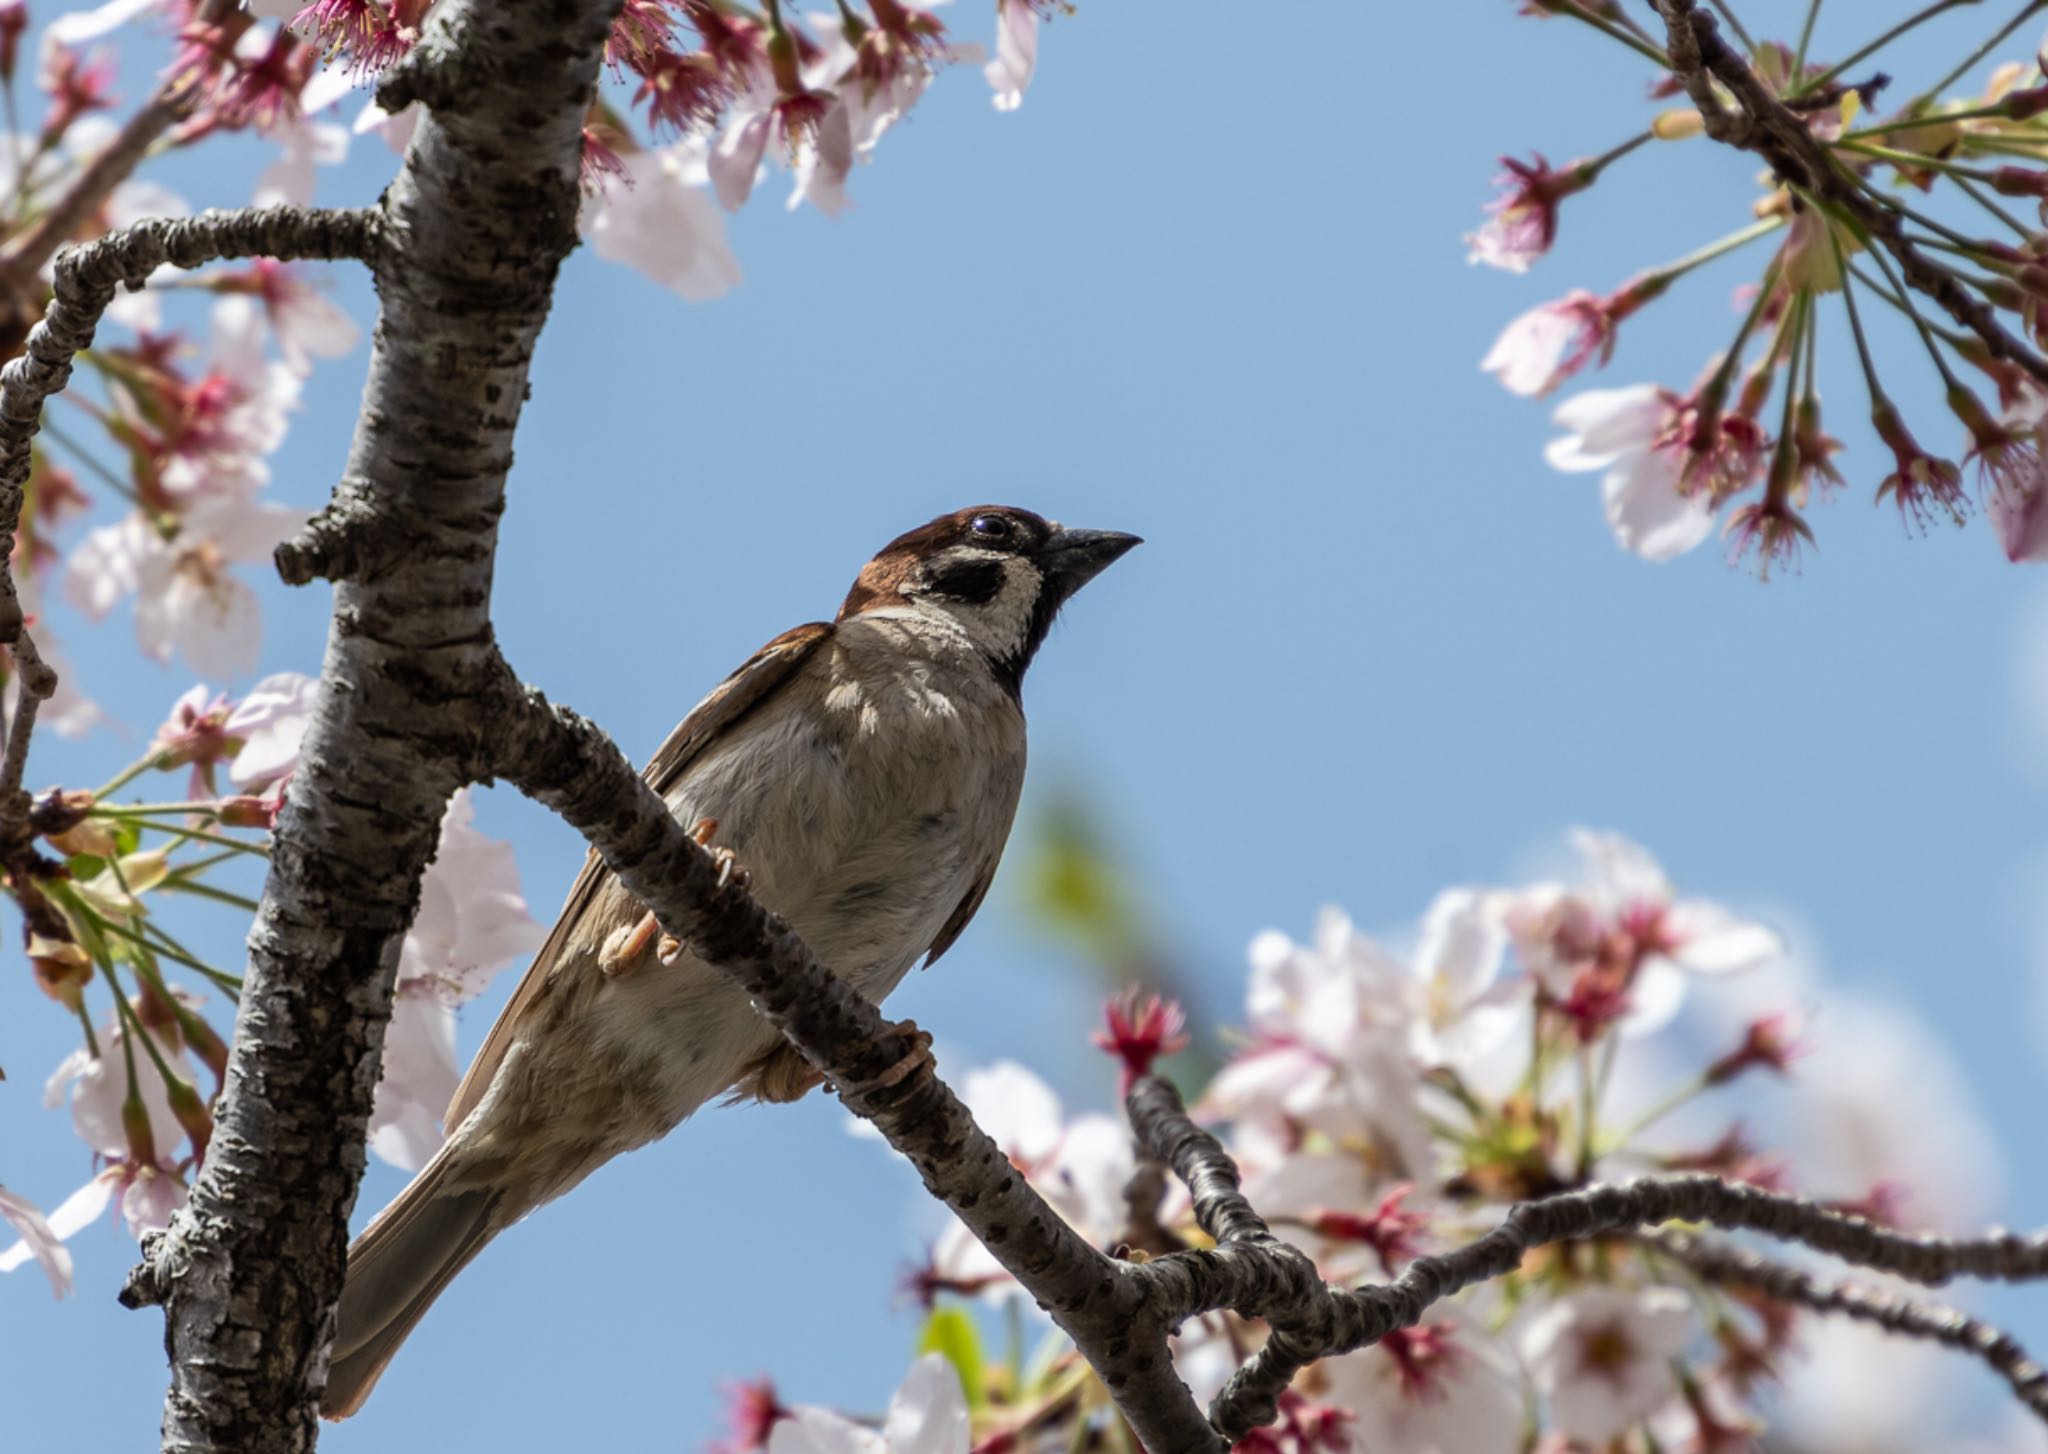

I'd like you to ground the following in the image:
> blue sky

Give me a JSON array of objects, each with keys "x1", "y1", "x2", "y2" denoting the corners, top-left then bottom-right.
[{"x1": 8, "y1": 1, "x2": 2048, "y2": 1448}]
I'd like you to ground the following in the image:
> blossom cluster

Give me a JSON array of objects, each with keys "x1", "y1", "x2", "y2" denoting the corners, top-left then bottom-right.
[
  {"x1": 0, "y1": 676, "x2": 542, "y2": 1294},
  {"x1": 723, "y1": 829, "x2": 2010, "y2": 1453},
  {"x1": 1479, "y1": 3, "x2": 2048, "y2": 573}
]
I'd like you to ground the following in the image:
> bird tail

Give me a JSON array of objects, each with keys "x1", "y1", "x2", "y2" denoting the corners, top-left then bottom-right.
[{"x1": 321, "y1": 1146, "x2": 504, "y2": 1420}]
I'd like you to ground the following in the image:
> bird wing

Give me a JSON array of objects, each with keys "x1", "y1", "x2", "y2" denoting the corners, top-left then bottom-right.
[
  {"x1": 925, "y1": 863, "x2": 997, "y2": 967},
  {"x1": 443, "y1": 622, "x2": 836, "y2": 1132}
]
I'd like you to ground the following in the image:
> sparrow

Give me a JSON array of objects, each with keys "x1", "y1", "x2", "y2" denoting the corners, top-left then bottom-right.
[{"x1": 323, "y1": 506, "x2": 1140, "y2": 1417}]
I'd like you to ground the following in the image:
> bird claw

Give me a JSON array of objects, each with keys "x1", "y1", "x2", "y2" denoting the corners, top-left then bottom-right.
[
  {"x1": 599, "y1": 911, "x2": 661, "y2": 978},
  {"x1": 692, "y1": 817, "x2": 751, "y2": 892},
  {"x1": 871, "y1": 1018, "x2": 935, "y2": 1090}
]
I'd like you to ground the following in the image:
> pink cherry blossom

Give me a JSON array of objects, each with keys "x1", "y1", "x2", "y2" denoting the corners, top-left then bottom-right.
[
  {"x1": 983, "y1": 0, "x2": 1036, "y2": 111},
  {"x1": 767, "y1": 1354, "x2": 970, "y2": 1454},
  {"x1": 0, "y1": 1185, "x2": 74, "y2": 1297},
  {"x1": 1987, "y1": 391, "x2": 2048, "y2": 562},
  {"x1": 153, "y1": 682, "x2": 237, "y2": 794},
  {"x1": 1480, "y1": 291, "x2": 1619, "y2": 398},
  {"x1": 254, "y1": 117, "x2": 351, "y2": 207},
  {"x1": 1546, "y1": 385, "x2": 1717, "y2": 561},
  {"x1": 1091, "y1": 988, "x2": 1188, "y2": 1093},
  {"x1": 64, "y1": 495, "x2": 310, "y2": 677},
  {"x1": 369, "y1": 788, "x2": 546, "y2": 1167},
  {"x1": 1521, "y1": 1286, "x2": 1696, "y2": 1444},
  {"x1": 1465, "y1": 153, "x2": 1591, "y2": 274},
  {"x1": 584, "y1": 139, "x2": 742, "y2": 302}
]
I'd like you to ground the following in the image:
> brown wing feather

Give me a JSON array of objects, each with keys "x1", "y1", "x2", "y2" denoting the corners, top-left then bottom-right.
[
  {"x1": 924, "y1": 863, "x2": 997, "y2": 967},
  {"x1": 443, "y1": 623, "x2": 835, "y2": 1131}
]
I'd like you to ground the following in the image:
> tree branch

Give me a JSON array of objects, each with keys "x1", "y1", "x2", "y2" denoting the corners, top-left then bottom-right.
[
  {"x1": 1648, "y1": 1228, "x2": 2048, "y2": 1426},
  {"x1": 1647, "y1": 0, "x2": 2048, "y2": 383},
  {"x1": 86, "y1": 2, "x2": 615, "y2": 1446},
  {"x1": 485, "y1": 677, "x2": 1235, "y2": 1454}
]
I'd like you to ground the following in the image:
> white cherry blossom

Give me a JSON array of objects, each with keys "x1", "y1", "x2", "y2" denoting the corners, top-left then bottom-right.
[
  {"x1": 369, "y1": 789, "x2": 547, "y2": 1168},
  {"x1": 1521, "y1": 1285, "x2": 1695, "y2": 1444},
  {"x1": 1321, "y1": 1313, "x2": 1523, "y2": 1454},
  {"x1": 585, "y1": 139, "x2": 742, "y2": 302},
  {"x1": 224, "y1": 670, "x2": 319, "y2": 789},
  {"x1": 1546, "y1": 385, "x2": 1716, "y2": 561},
  {"x1": 983, "y1": 0, "x2": 1036, "y2": 111},
  {"x1": 768, "y1": 1354, "x2": 970, "y2": 1454},
  {"x1": 0, "y1": 1186, "x2": 74, "y2": 1297},
  {"x1": 64, "y1": 496, "x2": 310, "y2": 678}
]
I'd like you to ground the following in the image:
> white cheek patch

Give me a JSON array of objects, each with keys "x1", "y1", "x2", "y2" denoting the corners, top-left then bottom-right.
[{"x1": 907, "y1": 548, "x2": 1042, "y2": 661}]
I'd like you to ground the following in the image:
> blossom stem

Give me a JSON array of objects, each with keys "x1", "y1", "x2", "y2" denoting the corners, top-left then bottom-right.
[
  {"x1": 103, "y1": 950, "x2": 198, "y2": 1105},
  {"x1": 124, "y1": 915, "x2": 244, "y2": 995},
  {"x1": 38, "y1": 417, "x2": 143, "y2": 506},
  {"x1": 1837, "y1": 99, "x2": 2011, "y2": 139},
  {"x1": 1862, "y1": 241, "x2": 1967, "y2": 389},
  {"x1": 1549, "y1": 1, "x2": 1672, "y2": 66},
  {"x1": 1649, "y1": 216, "x2": 1787, "y2": 288},
  {"x1": 1907, "y1": 0, "x2": 2048, "y2": 111},
  {"x1": 93, "y1": 751, "x2": 176, "y2": 800},
  {"x1": 100, "y1": 960, "x2": 158, "y2": 1163},
  {"x1": 129, "y1": 943, "x2": 234, "y2": 1044},
  {"x1": 157, "y1": 878, "x2": 260, "y2": 912},
  {"x1": 74, "y1": 999, "x2": 100, "y2": 1060},
  {"x1": 1612, "y1": 1073, "x2": 1711, "y2": 1146},
  {"x1": 98, "y1": 801, "x2": 236, "y2": 817},
  {"x1": 1949, "y1": 172, "x2": 2035, "y2": 237},
  {"x1": 1793, "y1": 0, "x2": 1823, "y2": 74},
  {"x1": 128, "y1": 818, "x2": 269, "y2": 857},
  {"x1": 1792, "y1": 0, "x2": 1982, "y2": 100},
  {"x1": 1832, "y1": 237, "x2": 1890, "y2": 403},
  {"x1": 1836, "y1": 138, "x2": 2004, "y2": 185},
  {"x1": 1573, "y1": 1045, "x2": 1598, "y2": 1181}
]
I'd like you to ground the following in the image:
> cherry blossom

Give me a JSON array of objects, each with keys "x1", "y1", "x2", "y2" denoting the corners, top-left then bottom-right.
[
  {"x1": 584, "y1": 139, "x2": 742, "y2": 302},
  {"x1": 64, "y1": 495, "x2": 311, "y2": 677},
  {"x1": 1480, "y1": 290, "x2": 1620, "y2": 398},
  {"x1": 983, "y1": 0, "x2": 1035, "y2": 111},
  {"x1": 223, "y1": 669, "x2": 318, "y2": 789},
  {"x1": 1522, "y1": 1285, "x2": 1696, "y2": 1444},
  {"x1": 768, "y1": 1354, "x2": 969, "y2": 1454},
  {"x1": 1403, "y1": 888, "x2": 1525, "y2": 1072},
  {"x1": 1546, "y1": 385, "x2": 1717, "y2": 561},
  {"x1": 153, "y1": 683, "x2": 237, "y2": 794},
  {"x1": 213, "y1": 259, "x2": 361, "y2": 375},
  {"x1": 1321, "y1": 1312, "x2": 1523, "y2": 1454},
  {"x1": 0, "y1": 1185, "x2": 74, "y2": 1297},
  {"x1": 1988, "y1": 390, "x2": 2048, "y2": 562},
  {"x1": 913, "y1": 1060, "x2": 1132, "y2": 1301},
  {"x1": 1503, "y1": 829, "x2": 1781, "y2": 1039},
  {"x1": 1200, "y1": 910, "x2": 1432, "y2": 1181},
  {"x1": 1466, "y1": 153, "x2": 1592, "y2": 274},
  {"x1": 369, "y1": 789, "x2": 546, "y2": 1167}
]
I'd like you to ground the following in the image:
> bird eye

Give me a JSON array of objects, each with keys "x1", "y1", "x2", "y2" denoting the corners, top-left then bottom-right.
[{"x1": 969, "y1": 514, "x2": 1012, "y2": 541}]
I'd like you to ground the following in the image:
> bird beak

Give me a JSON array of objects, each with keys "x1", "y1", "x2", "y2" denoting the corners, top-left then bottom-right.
[{"x1": 1038, "y1": 527, "x2": 1142, "y2": 600}]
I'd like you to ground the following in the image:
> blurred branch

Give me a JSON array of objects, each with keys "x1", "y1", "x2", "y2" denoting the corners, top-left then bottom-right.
[{"x1": 1648, "y1": 1228, "x2": 2048, "y2": 1425}]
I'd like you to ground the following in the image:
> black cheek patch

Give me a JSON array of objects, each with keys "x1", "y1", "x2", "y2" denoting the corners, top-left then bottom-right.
[{"x1": 925, "y1": 557, "x2": 1007, "y2": 605}]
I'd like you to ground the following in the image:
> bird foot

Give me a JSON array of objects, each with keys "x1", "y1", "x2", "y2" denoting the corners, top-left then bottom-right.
[
  {"x1": 692, "y1": 816, "x2": 750, "y2": 893},
  {"x1": 871, "y1": 1018, "x2": 935, "y2": 1090},
  {"x1": 599, "y1": 911, "x2": 662, "y2": 978}
]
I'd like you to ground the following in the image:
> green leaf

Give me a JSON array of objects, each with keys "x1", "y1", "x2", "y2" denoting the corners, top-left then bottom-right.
[{"x1": 917, "y1": 1307, "x2": 985, "y2": 1409}]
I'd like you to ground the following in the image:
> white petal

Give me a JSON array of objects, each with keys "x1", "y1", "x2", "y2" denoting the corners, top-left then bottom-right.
[
  {"x1": 1545, "y1": 384, "x2": 1666, "y2": 470},
  {"x1": 1667, "y1": 899, "x2": 1782, "y2": 974},
  {"x1": 882, "y1": 1354, "x2": 972, "y2": 1454},
  {"x1": 1601, "y1": 447, "x2": 1716, "y2": 561},
  {"x1": 47, "y1": 0, "x2": 161, "y2": 45}
]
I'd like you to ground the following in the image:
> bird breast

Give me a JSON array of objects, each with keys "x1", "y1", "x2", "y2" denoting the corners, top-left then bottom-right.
[{"x1": 580, "y1": 613, "x2": 1025, "y2": 1131}]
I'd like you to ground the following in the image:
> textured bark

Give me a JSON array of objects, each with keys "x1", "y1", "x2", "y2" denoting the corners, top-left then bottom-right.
[{"x1": 94, "y1": 4, "x2": 619, "y2": 1449}]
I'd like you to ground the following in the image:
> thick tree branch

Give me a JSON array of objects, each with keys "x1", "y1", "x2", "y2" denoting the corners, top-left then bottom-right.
[
  {"x1": 1648, "y1": 0, "x2": 2048, "y2": 384},
  {"x1": 88, "y1": 3, "x2": 615, "y2": 1448},
  {"x1": 1648, "y1": 1229, "x2": 2048, "y2": 1426}
]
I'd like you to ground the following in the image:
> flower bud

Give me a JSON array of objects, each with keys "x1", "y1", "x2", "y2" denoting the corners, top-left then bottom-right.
[
  {"x1": 215, "y1": 794, "x2": 278, "y2": 830},
  {"x1": 1653, "y1": 107, "x2": 1703, "y2": 140},
  {"x1": 28, "y1": 933, "x2": 91, "y2": 1011}
]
